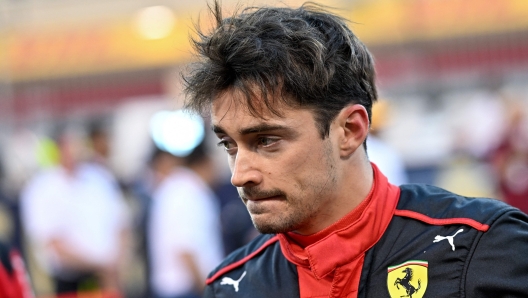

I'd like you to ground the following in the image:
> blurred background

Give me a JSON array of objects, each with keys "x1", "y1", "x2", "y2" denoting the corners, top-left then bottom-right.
[{"x1": 0, "y1": 0, "x2": 527, "y2": 297}]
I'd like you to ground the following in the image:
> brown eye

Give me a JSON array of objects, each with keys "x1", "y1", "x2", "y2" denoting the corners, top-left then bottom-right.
[
  {"x1": 257, "y1": 137, "x2": 278, "y2": 147},
  {"x1": 217, "y1": 140, "x2": 237, "y2": 155}
]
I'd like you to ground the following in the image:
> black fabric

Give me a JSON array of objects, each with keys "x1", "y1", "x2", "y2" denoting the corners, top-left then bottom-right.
[
  {"x1": 464, "y1": 210, "x2": 528, "y2": 297},
  {"x1": 359, "y1": 184, "x2": 528, "y2": 298},
  {"x1": 205, "y1": 234, "x2": 299, "y2": 298},
  {"x1": 0, "y1": 241, "x2": 13, "y2": 275}
]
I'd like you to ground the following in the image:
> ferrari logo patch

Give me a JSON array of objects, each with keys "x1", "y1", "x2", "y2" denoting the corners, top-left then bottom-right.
[{"x1": 387, "y1": 260, "x2": 428, "y2": 298}]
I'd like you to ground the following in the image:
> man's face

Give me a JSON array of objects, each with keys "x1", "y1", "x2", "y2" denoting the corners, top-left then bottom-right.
[
  {"x1": 59, "y1": 132, "x2": 86, "y2": 171},
  {"x1": 212, "y1": 90, "x2": 340, "y2": 235}
]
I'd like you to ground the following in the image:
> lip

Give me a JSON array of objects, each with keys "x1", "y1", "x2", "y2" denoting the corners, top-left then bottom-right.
[
  {"x1": 246, "y1": 196, "x2": 284, "y2": 214},
  {"x1": 246, "y1": 195, "x2": 282, "y2": 202}
]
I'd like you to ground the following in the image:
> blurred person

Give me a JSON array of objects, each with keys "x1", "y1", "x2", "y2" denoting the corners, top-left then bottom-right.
[
  {"x1": 366, "y1": 100, "x2": 408, "y2": 185},
  {"x1": 0, "y1": 159, "x2": 20, "y2": 252},
  {"x1": 147, "y1": 141, "x2": 224, "y2": 298},
  {"x1": 213, "y1": 177, "x2": 258, "y2": 255},
  {"x1": 20, "y1": 127, "x2": 130, "y2": 297},
  {"x1": 182, "y1": 2, "x2": 528, "y2": 297},
  {"x1": 130, "y1": 143, "x2": 184, "y2": 298},
  {"x1": 433, "y1": 91, "x2": 507, "y2": 198},
  {"x1": 490, "y1": 100, "x2": 528, "y2": 214},
  {"x1": 87, "y1": 120, "x2": 113, "y2": 167}
]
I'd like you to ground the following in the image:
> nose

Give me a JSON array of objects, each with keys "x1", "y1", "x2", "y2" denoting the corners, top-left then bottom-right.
[{"x1": 230, "y1": 150, "x2": 262, "y2": 187}]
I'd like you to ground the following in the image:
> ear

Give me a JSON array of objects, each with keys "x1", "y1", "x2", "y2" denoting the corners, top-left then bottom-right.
[{"x1": 335, "y1": 104, "x2": 370, "y2": 158}]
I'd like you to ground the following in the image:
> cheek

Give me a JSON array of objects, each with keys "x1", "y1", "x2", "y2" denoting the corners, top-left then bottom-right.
[
  {"x1": 227, "y1": 155, "x2": 238, "y2": 173},
  {"x1": 290, "y1": 144, "x2": 326, "y2": 173},
  {"x1": 228, "y1": 157, "x2": 234, "y2": 171},
  {"x1": 270, "y1": 149, "x2": 319, "y2": 186}
]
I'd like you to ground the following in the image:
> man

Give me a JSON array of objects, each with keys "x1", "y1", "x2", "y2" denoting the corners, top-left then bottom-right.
[
  {"x1": 20, "y1": 127, "x2": 129, "y2": 297},
  {"x1": 183, "y1": 2, "x2": 528, "y2": 297},
  {"x1": 147, "y1": 142, "x2": 224, "y2": 298}
]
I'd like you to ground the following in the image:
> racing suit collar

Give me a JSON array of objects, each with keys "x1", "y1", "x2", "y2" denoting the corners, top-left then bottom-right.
[{"x1": 278, "y1": 163, "x2": 400, "y2": 279}]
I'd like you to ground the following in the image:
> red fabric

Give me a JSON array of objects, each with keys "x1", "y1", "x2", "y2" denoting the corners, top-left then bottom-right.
[
  {"x1": 393, "y1": 209, "x2": 490, "y2": 232},
  {"x1": 278, "y1": 163, "x2": 401, "y2": 298},
  {"x1": 0, "y1": 262, "x2": 18, "y2": 298},
  {"x1": 0, "y1": 249, "x2": 33, "y2": 298},
  {"x1": 10, "y1": 250, "x2": 34, "y2": 298}
]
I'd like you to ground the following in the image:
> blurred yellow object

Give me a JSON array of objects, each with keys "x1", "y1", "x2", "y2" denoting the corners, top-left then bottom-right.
[
  {"x1": 371, "y1": 99, "x2": 390, "y2": 132},
  {"x1": 36, "y1": 137, "x2": 60, "y2": 168}
]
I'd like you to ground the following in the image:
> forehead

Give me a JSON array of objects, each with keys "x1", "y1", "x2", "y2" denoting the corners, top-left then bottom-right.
[
  {"x1": 211, "y1": 88, "x2": 314, "y2": 131},
  {"x1": 213, "y1": 86, "x2": 289, "y2": 115},
  {"x1": 212, "y1": 90, "x2": 273, "y2": 120}
]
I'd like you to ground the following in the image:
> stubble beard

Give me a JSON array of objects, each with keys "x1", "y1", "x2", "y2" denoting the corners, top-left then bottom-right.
[
  {"x1": 238, "y1": 173, "x2": 336, "y2": 235},
  {"x1": 238, "y1": 187, "x2": 299, "y2": 234},
  {"x1": 238, "y1": 138, "x2": 338, "y2": 235}
]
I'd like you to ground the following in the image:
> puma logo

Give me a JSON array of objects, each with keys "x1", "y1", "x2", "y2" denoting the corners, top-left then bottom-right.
[
  {"x1": 433, "y1": 228, "x2": 464, "y2": 251},
  {"x1": 220, "y1": 271, "x2": 247, "y2": 292}
]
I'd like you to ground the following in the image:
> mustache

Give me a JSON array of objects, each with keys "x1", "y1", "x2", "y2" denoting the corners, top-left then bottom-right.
[{"x1": 239, "y1": 187, "x2": 286, "y2": 200}]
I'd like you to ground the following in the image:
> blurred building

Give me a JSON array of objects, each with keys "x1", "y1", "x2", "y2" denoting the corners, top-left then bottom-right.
[{"x1": 0, "y1": 0, "x2": 527, "y2": 179}]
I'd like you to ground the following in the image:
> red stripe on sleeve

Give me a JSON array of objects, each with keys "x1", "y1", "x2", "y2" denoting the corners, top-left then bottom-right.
[
  {"x1": 394, "y1": 209, "x2": 490, "y2": 232},
  {"x1": 206, "y1": 236, "x2": 279, "y2": 285}
]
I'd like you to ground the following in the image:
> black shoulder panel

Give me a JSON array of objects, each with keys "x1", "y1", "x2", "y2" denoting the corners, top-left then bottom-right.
[
  {"x1": 204, "y1": 234, "x2": 299, "y2": 298},
  {"x1": 206, "y1": 233, "x2": 277, "y2": 282},
  {"x1": 359, "y1": 184, "x2": 528, "y2": 298},
  {"x1": 397, "y1": 184, "x2": 515, "y2": 225}
]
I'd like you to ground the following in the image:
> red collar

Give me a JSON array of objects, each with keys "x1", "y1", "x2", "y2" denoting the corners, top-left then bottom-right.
[{"x1": 277, "y1": 163, "x2": 400, "y2": 279}]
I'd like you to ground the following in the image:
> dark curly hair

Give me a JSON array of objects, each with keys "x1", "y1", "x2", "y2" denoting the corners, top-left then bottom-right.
[{"x1": 183, "y1": 1, "x2": 377, "y2": 139}]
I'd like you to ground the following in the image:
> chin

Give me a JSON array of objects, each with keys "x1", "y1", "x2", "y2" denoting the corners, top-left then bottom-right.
[
  {"x1": 251, "y1": 215, "x2": 299, "y2": 234},
  {"x1": 253, "y1": 223, "x2": 283, "y2": 234}
]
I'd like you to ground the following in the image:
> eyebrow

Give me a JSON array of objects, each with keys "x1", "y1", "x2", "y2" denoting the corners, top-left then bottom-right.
[
  {"x1": 212, "y1": 125, "x2": 225, "y2": 134},
  {"x1": 212, "y1": 123, "x2": 289, "y2": 135}
]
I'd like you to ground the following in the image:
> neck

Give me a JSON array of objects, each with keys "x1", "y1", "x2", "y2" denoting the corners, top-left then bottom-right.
[{"x1": 288, "y1": 156, "x2": 376, "y2": 242}]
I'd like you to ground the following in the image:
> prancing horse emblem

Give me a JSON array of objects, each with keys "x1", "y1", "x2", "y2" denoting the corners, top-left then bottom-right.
[
  {"x1": 387, "y1": 260, "x2": 428, "y2": 298},
  {"x1": 394, "y1": 267, "x2": 421, "y2": 298}
]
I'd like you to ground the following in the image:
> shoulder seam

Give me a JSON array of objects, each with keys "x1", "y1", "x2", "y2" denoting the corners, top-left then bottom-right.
[
  {"x1": 460, "y1": 207, "x2": 519, "y2": 296},
  {"x1": 394, "y1": 209, "x2": 489, "y2": 232},
  {"x1": 205, "y1": 235, "x2": 280, "y2": 285}
]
